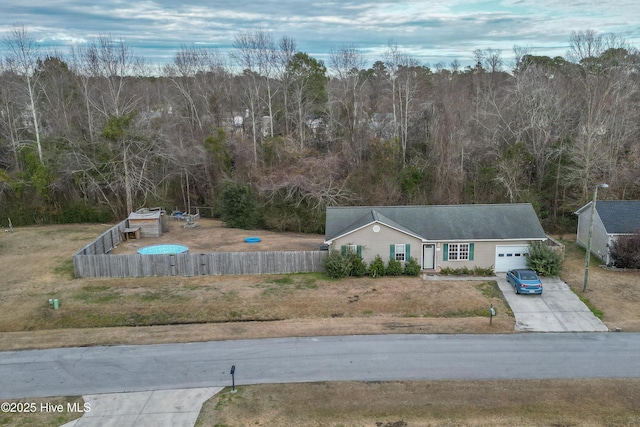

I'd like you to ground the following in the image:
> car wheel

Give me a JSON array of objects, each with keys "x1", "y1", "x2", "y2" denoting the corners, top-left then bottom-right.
[{"x1": 514, "y1": 285, "x2": 519, "y2": 294}]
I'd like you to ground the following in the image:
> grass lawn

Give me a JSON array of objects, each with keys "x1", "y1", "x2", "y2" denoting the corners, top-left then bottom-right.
[
  {"x1": 200, "y1": 379, "x2": 640, "y2": 427},
  {"x1": 1, "y1": 223, "x2": 640, "y2": 426},
  {"x1": 0, "y1": 222, "x2": 513, "y2": 350},
  {"x1": 0, "y1": 397, "x2": 84, "y2": 427}
]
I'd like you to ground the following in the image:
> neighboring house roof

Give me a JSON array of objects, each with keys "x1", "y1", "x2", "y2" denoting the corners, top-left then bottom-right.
[
  {"x1": 325, "y1": 204, "x2": 547, "y2": 242},
  {"x1": 577, "y1": 200, "x2": 640, "y2": 234}
]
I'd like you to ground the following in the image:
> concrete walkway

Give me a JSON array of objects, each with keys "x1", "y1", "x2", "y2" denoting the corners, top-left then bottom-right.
[{"x1": 60, "y1": 387, "x2": 222, "y2": 427}]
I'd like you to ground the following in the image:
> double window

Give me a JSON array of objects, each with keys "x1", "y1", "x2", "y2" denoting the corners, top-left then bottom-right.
[{"x1": 445, "y1": 243, "x2": 473, "y2": 261}]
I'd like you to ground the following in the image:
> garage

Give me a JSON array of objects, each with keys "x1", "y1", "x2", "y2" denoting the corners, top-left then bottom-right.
[{"x1": 495, "y1": 245, "x2": 529, "y2": 272}]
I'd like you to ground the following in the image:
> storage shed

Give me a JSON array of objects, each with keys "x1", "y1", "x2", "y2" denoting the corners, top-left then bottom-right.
[{"x1": 127, "y1": 210, "x2": 162, "y2": 238}]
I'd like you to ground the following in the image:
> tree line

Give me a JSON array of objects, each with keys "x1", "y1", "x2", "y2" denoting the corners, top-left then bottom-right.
[{"x1": 1, "y1": 27, "x2": 639, "y2": 233}]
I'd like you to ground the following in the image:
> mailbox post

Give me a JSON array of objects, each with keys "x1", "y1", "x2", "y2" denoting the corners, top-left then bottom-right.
[
  {"x1": 489, "y1": 304, "x2": 496, "y2": 325},
  {"x1": 230, "y1": 365, "x2": 236, "y2": 392}
]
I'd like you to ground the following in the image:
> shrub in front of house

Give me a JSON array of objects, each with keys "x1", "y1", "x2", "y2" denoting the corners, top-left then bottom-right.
[
  {"x1": 404, "y1": 257, "x2": 421, "y2": 276},
  {"x1": 324, "y1": 249, "x2": 352, "y2": 279},
  {"x1": 440, "y1": 266, "x2": 472, "y2": 276},
  {"x1": 609, "y1": 233, "x2": 640, "y2": 268},
  {"x1": 387, "y1": 258, "x2": 403, "y2": 276},
  {"x1": 349, "y1": 253, "x2": 368, "y2": 277},
  {"x1": 369, "y1": 255, "x2": 386, "y2": 278},
  {"x1": 472, "y1": 266, "x2": 495, "y2": 276},
  {"x1": 525, "y1": 241, "x2": 564, "y2": 276}
]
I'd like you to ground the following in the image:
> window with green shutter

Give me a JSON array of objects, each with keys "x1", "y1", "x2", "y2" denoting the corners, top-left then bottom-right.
[
  {"x1": 392, "y1": 244, "x2": 406, "y2": 261},
  {"x1": 446, "y1": 243, "x2": 472, "y2": 261},
  {"x1": 342, "y1": 244, "x2": 362, "y2": 257}
]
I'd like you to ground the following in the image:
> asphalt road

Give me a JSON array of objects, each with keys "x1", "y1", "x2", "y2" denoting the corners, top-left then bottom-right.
[{"x1": 2, "y1": 333, "x2": 640, "y2": 399}]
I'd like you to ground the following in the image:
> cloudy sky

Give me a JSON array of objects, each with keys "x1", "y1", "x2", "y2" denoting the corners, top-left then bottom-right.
[{"x1": 1, "y1": 0, "x2": 639, "y2": 70}]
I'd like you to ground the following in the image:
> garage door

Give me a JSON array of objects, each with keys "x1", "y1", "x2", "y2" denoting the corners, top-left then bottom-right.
[{"x1": 495, "y1": 245, "x2": 529, "y2": 272}]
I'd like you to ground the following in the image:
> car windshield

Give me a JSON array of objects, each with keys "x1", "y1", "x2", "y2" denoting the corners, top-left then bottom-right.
[{"x1": 520, "y1": 271, "x2": 538, "y2": 280}]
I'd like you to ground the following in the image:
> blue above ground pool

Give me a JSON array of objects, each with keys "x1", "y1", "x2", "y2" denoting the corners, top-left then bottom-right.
[
  {"x1": 245, "y1": 237, "x2": 261, "y2": 243},
  {"x1": 137, "y1": 244, "x2": 189, "y2": 255}
]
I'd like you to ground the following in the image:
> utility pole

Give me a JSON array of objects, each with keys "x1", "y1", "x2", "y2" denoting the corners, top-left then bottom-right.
[{"x1": 583, "y1": 183, "x2": 608, "y2": 292}]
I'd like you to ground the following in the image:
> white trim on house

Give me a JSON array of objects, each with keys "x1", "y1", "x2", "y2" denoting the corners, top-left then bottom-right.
[
  {"x1": 423, "y1": 244, "x2": 435, "y2": 269},
  {"x1": 324, "y1": 219, "x2": 425, "y2": 245},
  {"x1": 420, "y1": 238, "x2": 546, "y2": 244}
]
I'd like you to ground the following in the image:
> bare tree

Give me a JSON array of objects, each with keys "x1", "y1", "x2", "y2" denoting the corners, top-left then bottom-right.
[
  {"x1": 278, "y1": 36, "x2": 297, "y2": 136},
  {"x1": 163, "y1": 44, "x2": 230, "y2": 134},
  {"x1": 512, "y1": 45, "x2": 532, "y2": 73},
  {"x1": 287, "y1": 52, "x2": 327, "y2": 148},
  {"x1": 567, "y1": 62, "x2": 640, "y2": 200},
  {"x1": 232, "y1": 29, "x2": 284, "y2": 144},
  {"x1": 483, "y1": 48, "x2": 503, "y2": 73},
  {"x1": 450, "y1": 59, "x2": 461, "y2": 74},
  {"x1": 0, "y1": 73, "x2": 25, "y2": 170},
  {"x1": 328, "y1": 44, "x2": 369, "y2": 164},
  {"x1": 567, "y1": 30, "x2": 604, "y2": 63},
  {"x1": 3, "y1": 26, "x2": 44, "y2": 164},
  {"x1": 385, "y1": 44, "x2": 424, "y2": 164}
]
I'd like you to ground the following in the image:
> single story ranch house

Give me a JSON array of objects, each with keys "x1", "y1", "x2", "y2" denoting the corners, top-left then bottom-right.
[{"x1": 324, "y1": 204, "x2": 548, "y2": 272}]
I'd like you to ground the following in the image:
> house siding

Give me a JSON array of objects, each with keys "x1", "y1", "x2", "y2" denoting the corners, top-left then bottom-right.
[
  {"x1": 576, "y1": 205, "x2": 609, "y2": 262},
  {"x1": 436, "y1": 241, "x2": 499, "y2": 271},
  {"x1": 332, "y1": 223, "x2": 422, "y2": 265},
  {"x1": 332, "y1": 224, "x2": 540, "y2": 271}
]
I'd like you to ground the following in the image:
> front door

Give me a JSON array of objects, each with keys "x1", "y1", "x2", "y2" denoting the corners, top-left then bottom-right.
[{"x1": 423, "y1": 244, "x2": 435, "y2": 270}]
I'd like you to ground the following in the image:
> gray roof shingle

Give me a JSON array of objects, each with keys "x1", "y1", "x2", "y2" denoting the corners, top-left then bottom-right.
[
  {"x1": 325, "y1": 204, "x2": 547, "y2": 242},
  {"x1": 595, "y1": 200, "x2": 640, "y2": 234}
]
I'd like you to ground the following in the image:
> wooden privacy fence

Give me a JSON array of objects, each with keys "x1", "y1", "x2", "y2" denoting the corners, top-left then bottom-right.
[
  {"x1": 74, "y1": 250, "x2": 326, "y2": 278},
  {"x1": 75, "y1": 220, "x2": 127, "y2": 255}
]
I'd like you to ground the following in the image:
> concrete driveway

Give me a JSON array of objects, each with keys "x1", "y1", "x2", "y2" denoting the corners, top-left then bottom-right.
[
  {"x1": 60, "y1": 388, "x2": 222, "y2": 427},
  {"x1": 497, "y1": 276, "x2": 609, "y2": 332}
]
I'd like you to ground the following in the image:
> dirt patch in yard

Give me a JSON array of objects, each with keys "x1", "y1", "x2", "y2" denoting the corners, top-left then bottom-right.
[{"x1": 110, "y1": 218, "x2": 325, "y2": 254}]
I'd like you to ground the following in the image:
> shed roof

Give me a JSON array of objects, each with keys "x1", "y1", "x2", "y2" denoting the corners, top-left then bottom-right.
[
  {"x1": 325, "y1": 204, "x2": 547, "y2": 242},
  {"x1": 128, "y1": 211, "x2": 161, "y2": 220}
]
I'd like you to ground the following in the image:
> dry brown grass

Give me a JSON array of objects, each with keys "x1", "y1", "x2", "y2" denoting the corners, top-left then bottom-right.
[
  {"x1": 110, "y1": 218, "x2": 325, "y2": 254},
  {"x1": 0, "y1": 396, "x2": 83, "y2": 427},
  {"x1": 556, "y1": 234, "x2": 640, "y2": 332},
  {"x1": 1, "y1": 225, "x2": 639, "y2": 353},
  {"x1": 3, "y1": 225, "x2": 640, "y2": 426},
  {"x1": 0, "y1": 222, "x2": 512, "y2": 350},
  {"x1": 200, "y1": 379, "x2": 640, "y2": 427}
]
